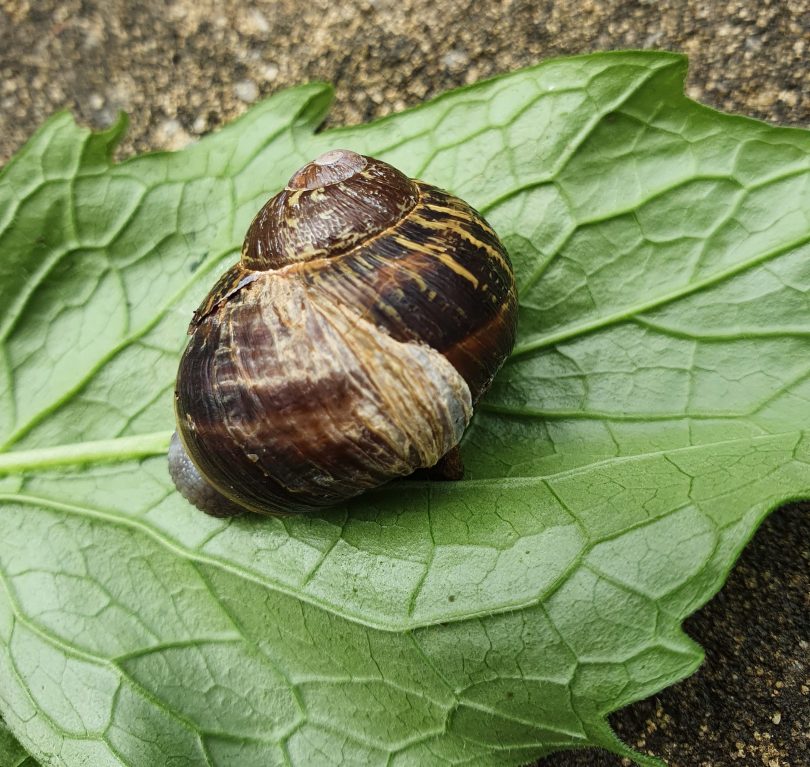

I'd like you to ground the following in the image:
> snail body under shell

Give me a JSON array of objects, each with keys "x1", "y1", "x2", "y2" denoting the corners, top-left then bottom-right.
[{"x1": 169, "y1": 149, "x2": 517, "y2": 516}]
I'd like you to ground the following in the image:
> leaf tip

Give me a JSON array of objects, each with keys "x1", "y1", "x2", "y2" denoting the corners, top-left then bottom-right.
[{"x1": 588, "y1": 718, "x2": 669, "y2": 767}]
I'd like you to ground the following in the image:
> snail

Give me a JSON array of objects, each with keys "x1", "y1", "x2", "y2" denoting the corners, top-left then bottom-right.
[{"x1": 168, "y1": 149, "x2": 517, "y2": 516}]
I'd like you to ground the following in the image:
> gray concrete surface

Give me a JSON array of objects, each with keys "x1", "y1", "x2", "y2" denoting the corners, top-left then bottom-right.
[{"x1": 1, "y1": 0, "x2": 807, "y2": 164}]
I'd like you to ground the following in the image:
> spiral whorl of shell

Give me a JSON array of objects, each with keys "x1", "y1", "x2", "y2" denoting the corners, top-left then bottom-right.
[{"x1": 171, "y1": 150, "x2": 517, "y2": 515}]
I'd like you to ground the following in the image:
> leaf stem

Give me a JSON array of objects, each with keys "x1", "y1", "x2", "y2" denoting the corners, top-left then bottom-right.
[{"x1": 0, "y1": 431, "x2": 173, "y2": 475}]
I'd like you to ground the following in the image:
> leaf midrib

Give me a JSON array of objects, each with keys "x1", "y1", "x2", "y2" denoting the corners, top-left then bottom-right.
[{"x1": 0, "y1": 432, "x2": 173, "y2": 474}]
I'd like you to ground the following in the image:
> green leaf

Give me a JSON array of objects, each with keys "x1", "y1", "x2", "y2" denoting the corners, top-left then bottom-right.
[
  {"x1": 0, "y1": 51, "x2": 808, "y2": 766},
  {"x1": 0, "y1": 718, "x2": 38, "y2": 766}
]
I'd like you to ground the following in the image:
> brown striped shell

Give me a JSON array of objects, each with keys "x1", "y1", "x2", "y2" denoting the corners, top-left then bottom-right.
[{"x1": 169, "y1": 149, "x2": 517, "y2": 516}]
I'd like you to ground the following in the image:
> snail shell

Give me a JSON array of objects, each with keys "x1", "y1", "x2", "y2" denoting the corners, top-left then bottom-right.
[{"x1": 170, "y1": 149, "x2": 517, "y2": 516}]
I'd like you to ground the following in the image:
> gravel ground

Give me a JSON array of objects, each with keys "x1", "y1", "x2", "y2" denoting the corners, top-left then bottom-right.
[
  {"x1": 541, "y1": 506, "x2": 810, "y2": 767},
  {"x1": 1, "y1": 1, "x2": 809, "y2": 765},
  {"x1": 0, "y1": 0, "x2": 807, "y2": 163}
]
